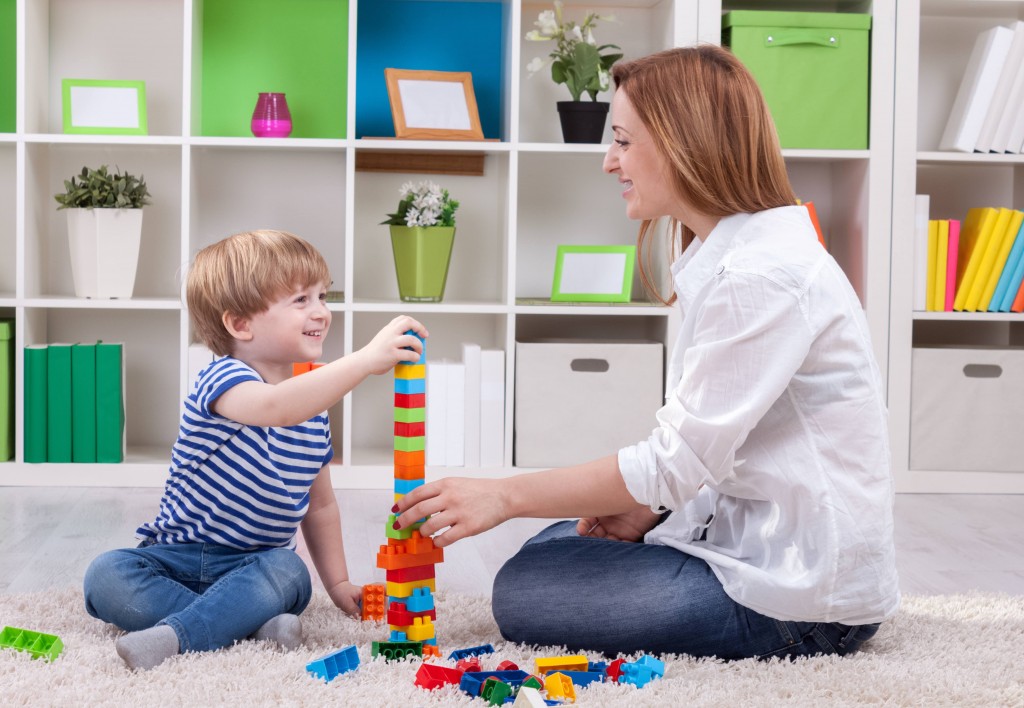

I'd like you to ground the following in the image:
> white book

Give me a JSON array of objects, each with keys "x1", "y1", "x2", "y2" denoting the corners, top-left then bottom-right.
[
  {"x1": 445, "y1": 361, "x2": 465, "y2": 466},
  {"x1": 425, "y1": 360, "x2": 447, "y2": 466},
  {"x1": 975, "y1": 22, "x2": 1024, "y2": 152},
  {"x1": 914, "y1": 194, "x2": 931, "y2": 311},
  {"x1": 939, "y1": 25, "x2": 1015, "y2": 153},
  {"x1": 479, "y1": 349, "x2": 506, "y2": 468},
  {"x1": 461, "y1": 342, "x2": 482, "y2": 467},
  {"x1": 1006, "y1": 91, "x2": 1024, "y2": 154}
]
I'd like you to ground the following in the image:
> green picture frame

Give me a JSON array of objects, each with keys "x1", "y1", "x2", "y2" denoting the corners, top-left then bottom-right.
[
  {"x1": 61, "y1": 79, "x2": 148, "y2": 135},
  {"x1": 551, "y1": 245, "x2": 637, "y2": 303}
]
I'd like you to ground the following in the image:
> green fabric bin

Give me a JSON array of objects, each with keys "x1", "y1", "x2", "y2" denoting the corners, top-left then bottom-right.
[{"x1": 723, "y1": 11, "x2": 871, "y2": 150}]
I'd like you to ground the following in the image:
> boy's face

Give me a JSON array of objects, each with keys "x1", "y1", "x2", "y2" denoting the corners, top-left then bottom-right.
[{"x1": 245, "y1": 281, "x2": 332, "y2": 369}]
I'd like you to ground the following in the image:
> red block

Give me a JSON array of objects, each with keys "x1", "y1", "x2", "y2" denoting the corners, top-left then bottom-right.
[
  {"x1": 497, "y1": 660, "x2": 519, "y2": 671},
  {"x1": 395, "y1": 421, "x2": 426, "y2": 437},
  {"x1": 395, "y1": 393, "x2": 426, "y2": 409},
  {"x1": 456, "y1": 657, "x2": 482, "y2": 673},
  {"x1": 387, "y1": 564, "x2": 436, "y2": 583},
  {"x1": 414, "y1": 662, "x2": 464, "y2": 690},
  {"x1": 387, "y1": 602, "x2": 437, "y2": 626}
]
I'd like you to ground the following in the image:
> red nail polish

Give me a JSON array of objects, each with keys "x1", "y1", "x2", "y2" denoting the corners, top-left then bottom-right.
[
  {"x1": 391, "y1": 504, "x2": 399, "y2": 513},
  {"x1": 392, "y1": 521, "x2": 400, "y2": 530}
]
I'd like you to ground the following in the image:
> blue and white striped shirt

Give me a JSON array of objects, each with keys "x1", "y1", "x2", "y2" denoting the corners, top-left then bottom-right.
[{"x1": 137, "y1": 356, "x2": 333, "y2": 550}]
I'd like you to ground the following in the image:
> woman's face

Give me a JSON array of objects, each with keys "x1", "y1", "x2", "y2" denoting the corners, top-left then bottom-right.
[{"x1": 603, "y1": 89, "x2": 678, "y2": 222}]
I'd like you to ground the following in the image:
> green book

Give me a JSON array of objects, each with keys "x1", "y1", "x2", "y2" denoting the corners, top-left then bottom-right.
[
  {"x1": 0, "y1": 319, "x2": 13, "y2": 461},
  {"x1": 71, "y1": 342, "x2": 98, "y2": 463},
  {"x1": 96, "y1": 342, "x2": 124, "y2": 463},
  {"x1": 23, "y1": 345, "x2": 47, "y2": 463},
  {"x1": 46, "y1": 343, "x2": 73, "y2": 463}
]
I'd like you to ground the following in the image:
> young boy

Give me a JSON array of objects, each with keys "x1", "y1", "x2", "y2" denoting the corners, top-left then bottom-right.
[{"x1": 83, "y1": 230, "x2": 428, "y2": 670}]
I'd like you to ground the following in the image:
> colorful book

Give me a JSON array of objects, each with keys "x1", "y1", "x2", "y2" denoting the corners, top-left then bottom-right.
[
  {"x1": 944, "y1": 220, "x2": 961, "y2": 312},
  {"x1": 0, "y1": 319, "x2": 13, "y2": 461},
  {"x1": 1012, "y1": 275, "x2": 1024, "y2": 312},
  {"x1": 913, "y1": 195, "x2": 930, "y2": 311},
  {"x1": 926, "y1": 219, "x2": 939, "y2": 311},
  {"x1": 953, "y1": 207, "x2": 999, "y2": 310},
  {"x1": 46, "y1": 343, "x2": 73, "y2": 463},
  {"x1": 71, "y1": 342, "x2": 98, "y2": 463},
  {"x1": 980, "y1": 210, "x2": 1024, "y2": 310},
  {"x1": 479, "y1": 348, "x2": 505, "y2": 468},
  {"x1": 995, "y1": 216, "x2": 1024, "y2": 311},
  {"x1": 934, "y1": 219, "x2": 949, "y2": 310},
  {"x1": 96, "y1": 342, "x2": 124, "y2": 463},
  {"x1": 964, "y1": 207, "x2": 1013, "y2": 310},
  {"x1": 939, "y1": 25, "x2": 1015, "y2": 152},
  {"x1": 23, "y1": 345, "x2": 47, "y2": 463}
]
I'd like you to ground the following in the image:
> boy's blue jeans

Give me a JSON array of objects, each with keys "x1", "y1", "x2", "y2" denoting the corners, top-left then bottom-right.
[
  {"x1": 491, "y1": 521, "x2": 880, "y2": 660},
  {"x1": 83, "y1": 542, "x2": 312, "y2": 652}
]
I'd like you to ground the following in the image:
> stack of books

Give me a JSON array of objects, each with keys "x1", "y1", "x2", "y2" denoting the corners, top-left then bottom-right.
[
  {"x1": 0, "y1": 319, "x2": 13, "y2": 461},
  {"x1": 23, "y1": 342, "x2": 124, "y2": 463},
  {"x1": 916, "y1": 196, "x2": 1024, "y2": 312},
  {"x1": 940, "y1": 21, "x2": 1024, "y2": 154}
]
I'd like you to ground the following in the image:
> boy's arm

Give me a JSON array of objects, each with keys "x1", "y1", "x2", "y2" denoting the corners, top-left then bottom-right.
[
  {"x1": 216, "y1": 315, "x2": 427, "y2": 427},
  {"x1": 300, "y1": 466, "x2": 362, "y2": 615}
]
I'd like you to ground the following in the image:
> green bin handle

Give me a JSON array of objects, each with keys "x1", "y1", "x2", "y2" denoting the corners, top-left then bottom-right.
[{"x1": 763, "y1": 30, "x2": 840, "y2": 48}]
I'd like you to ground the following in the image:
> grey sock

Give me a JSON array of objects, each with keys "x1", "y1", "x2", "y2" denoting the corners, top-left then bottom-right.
[
  {"x1": 115, "y1": 625, "x2": 179, "y2": 670},
  {"x1": 252, "y1": 613, "x2": 302, "y2": 650}
]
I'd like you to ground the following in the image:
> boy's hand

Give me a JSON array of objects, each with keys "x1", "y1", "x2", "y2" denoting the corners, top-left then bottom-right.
[
  {"x1": 357, "y1": 316, "x2": 429, "y2": 375},
  {"x1": 328, "y1": 580, "x2": 363, "y2": 616}
]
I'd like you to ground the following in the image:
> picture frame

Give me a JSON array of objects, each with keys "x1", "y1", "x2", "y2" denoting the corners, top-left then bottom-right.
[
  {"x1": 551, "y1": 245, "x2": 637, "y2": 303},
  {"x1": 384, "y1": 68, "x2": 484, "y2": 141},
  {"x1": 62, "y1": 79, "x2": 148, "y2": 136}
]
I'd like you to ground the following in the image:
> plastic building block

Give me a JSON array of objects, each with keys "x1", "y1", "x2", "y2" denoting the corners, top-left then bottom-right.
[
  {"x1": 403, "y1": 531, "x2": 440, "y2": 555},
  {"x1": 394, "y1": 449, "x2": 425, "y2": 466},
  {"x1": 456, "y1": 657, "x2": 482, "y2": 673},
  {"x1": 292, "y1": 362, "x2": 313, "y2": 376},
  {"x1": 394, "y1": 393, "x2": 426, "y2": 409},
  {"x1": 377, "y1": 541, "x2": 444, "y2": 571},
  {"x1": 386, "y1": 564, "x2": 436, "y2": 584},
  {"x1": 387, "y1": 602, "x2": 437, "y2": 627},
  {"x1": 399, "y1": 329, "x2": 426, "y2": 365},
  {"x1": 394, "y1": 405, "x2": 426, "y2": 423},
  {"x1": 385, "y1": 513, "x2": 423, "y2": 540},
  {"x1": 394, "y1": 378, "x2": 425, "y2": 395},
  {"x1": 496, "y1": 660, "x2": 519, "y2": 671},
  {"x1": 394, "y1": 421, "x2": 426, "y2": 438},
  {"x1": 535, "y1": 654, "x2": 588, "y2": 675},
  {"x1": 481, "y1": 677, "x2": 512, "y2": 706},
  {"x1": 0, "y1": 626, "x2": 63, "y2": 661},
  {"x1": 389, "y1": 630, "x2": 409, "y2": 642},
  {"x1": 606, "y1": 657, "x2": 627, "y2": 683},
  {"x1": 394, "y1": 464, "x2": 425, "y2": 480},
  {"x1": 448, "y1": 643, "x2": 495, "y2": 661},
  {"x1": 393, "y1": 435, "x2": 425, "y2": 452},
  {"x1": 619, "y1": 662, "x2": 657, "y2": 689},
  {"x1": 559, "y1": 670, "x2": 604, "y2": 688},
  {"x1": 422, "y1": 644, "x2": 442, "y2": 658},
  {"x1": 403, "y1": 617, "x2": 436, "y2": 642},
  {"x1": 394, "y1": 364, "x2": 426, "y2": 379},
  {"x1": 306, "y1": 645, "x2": 359, "y2": 682},
  {"x1": 587, "y1": 660, "x2": 608, "y2": 673},
  {"x1": 543, "y1": 672, "x2": 577, "y2": 703},
  {"x1": 513, "y1": 686, "x2": 555, "y2": 708},
  {"x1": 361, "y1": 583, "x2": 386, "y2": 621},
  {"x1": 394, "y1": 476, "x2": 425, "y2": 495},
  {"x1": 634, "y1": 654, "x2": 665, "y2": 678},
  {"x1": 458, "y1": 669, "x2": 528, "y2": 697},
  {"x1": 371, "y1": 640, "x2": 422, "y2": 661},
  {"x1": 414, "y1": 661, "x2": 464, "y2": 690},
  {"x1": 521, "y1": 675, "x2": 544, "y2": 691},
  {"x1": 386, "y1": 577, "x2": 436, "y2": 598}
]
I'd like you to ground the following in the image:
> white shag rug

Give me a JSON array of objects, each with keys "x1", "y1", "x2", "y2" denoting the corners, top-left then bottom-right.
[{"x1": 1, "y1": 588, "x2": 1022, "y2": 707}]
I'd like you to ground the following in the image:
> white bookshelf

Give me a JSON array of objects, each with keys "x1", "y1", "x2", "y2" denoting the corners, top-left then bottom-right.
[
  {"x1": 1, "y1": 0, "x2": 897, "y2": 489},
  {"x1": 890, "y1": 0, "x2": 1024, "y2": 493}
]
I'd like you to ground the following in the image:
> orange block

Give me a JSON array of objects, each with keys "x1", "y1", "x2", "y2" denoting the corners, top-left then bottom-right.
[
  {"x1": 395, "y1": 464, "x2": 425, "y2": 480},
  {"x1": 422, "y1": 644, "x2": 442, "y2": 658},
  {"x1": 292, "y1": 362, "x2": 313, "y2": 376},
  {"x1": 394, "y1": 450, "x2": 425, "y2": 466},
  {"x1": 361, "y1": 583, "x2": 386, "y2": 621},
  {"x1": 377, "y1": 540, "x2": 444, "y2": 570}
]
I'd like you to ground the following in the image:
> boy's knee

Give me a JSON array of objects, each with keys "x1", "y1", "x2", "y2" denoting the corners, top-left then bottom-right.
[
  {"x1": 83, "y1": 549, "x2": 135, "y2": 620},
  {"x1": 257, "y1": 548, "x2": 312, "y2": 611}
]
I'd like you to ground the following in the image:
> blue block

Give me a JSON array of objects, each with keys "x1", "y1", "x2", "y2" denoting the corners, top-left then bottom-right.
[
  {"x1": 394, "y1": 477, "x2": 425, "y2": 495},
  {"x1": 559, "y1": 670, "x2": 604, "y2": 687},
  {"x1": 635, "y1": 654, "x2": 665, "y2": 677},
  {"x1": 399, "y1": 329, "x2": 426, "y2": 365},
  {"x1": 448, "y1": 643, "x2": 495, "y2": 661},
  {"x1": 394, "y1": 377, "x2": 426, "y2": 394},
  {"x1": 404, "y1": 587, "x2": 435, "y2": 612},
  {"x1": 306, "y1": 645, "x2": 360, "y2": 682},
  {"x1": 458, "y1": 669, "x2": 528, "y2": 697},
  {"x1": 389, "y1": 630, "x2": 408, "y2": 641},
  {"x1": 619, "y1": 662, "x2": 656, "y2": 688},
  {"x1": 588, "y1": 660, "x2": 608, "y2": 673}
]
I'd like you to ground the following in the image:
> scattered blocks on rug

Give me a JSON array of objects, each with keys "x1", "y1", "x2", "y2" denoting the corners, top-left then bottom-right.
[
  {"x1": 534, "y1": 653, "x2": 588, "y2": 675},
  {"x1": 514, "y1": 685, "x2": 556, "y2": 707},
  {"x1": 306, "y1": 645, "x2": 359, "y2": 682},
  {"x1": 543, "y1": 672, "x2": 576, "y2": 703},
  {"x1": 0, "y1": 625, "x2": 63, "y2": 661},
  {"x1": 371, "y1": 639, "x2": 422, "y2": 661},
  {"x1": 448, "y1": 643, "x2": 495, "y2": 661},
  {"x1": 414, "y1": 661, "x2": 464, "y2": 690},
  {"x1": 361, "y1": 583, "x2": 387, "y2": 622}
]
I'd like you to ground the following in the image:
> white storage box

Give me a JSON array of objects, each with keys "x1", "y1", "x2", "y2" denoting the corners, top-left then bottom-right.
[
  {"x1": 911, "y1": 346, "x2": 1024, "y2": 472},
  {"x1": 514, "y1": 340, "x2": 664, "y2": 468}
]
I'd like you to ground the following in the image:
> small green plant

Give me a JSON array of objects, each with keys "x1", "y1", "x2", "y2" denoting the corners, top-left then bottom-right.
[
  {"x1": 53, "y1": 165, "x2": 152, "y2": 210},
  {"x1": 382, "y1": 180, "x2": 459, "y2": 228}
]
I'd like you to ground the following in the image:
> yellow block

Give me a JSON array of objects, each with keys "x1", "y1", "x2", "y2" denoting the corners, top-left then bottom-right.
[
  {"x1": 544, "y1": 672, "x2": 577, "y2": 702},
  {"x1": 405, "y1": 617, "x2": 436, "y2": 642},
  {"x1": 394, "y1": 364, "x2": 426, "y2": 380},
  {"x1": 386, "y1": 578, "x2": 436, "y2": 598},
  {"x1": 535, "y1": 654, "x2": 588, "y2": 675}
]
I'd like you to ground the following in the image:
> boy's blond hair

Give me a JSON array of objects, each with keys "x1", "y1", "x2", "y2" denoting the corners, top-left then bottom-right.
[{"x1": 187, "y1": 230, "x2": 332, "y2": 357}]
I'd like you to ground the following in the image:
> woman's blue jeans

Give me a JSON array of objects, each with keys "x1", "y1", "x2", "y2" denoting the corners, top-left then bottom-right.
[
  {"x1": 83, "y1": 542, "x2": 312, "y2": 653},
  {"x1": 491, "y1": 521, "x2": 880, "y2": 660}
]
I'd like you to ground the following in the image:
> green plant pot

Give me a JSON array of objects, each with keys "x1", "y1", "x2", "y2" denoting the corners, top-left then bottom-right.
[{"x1": 389, "y1": 225, "x2": 456, "y2": 302}]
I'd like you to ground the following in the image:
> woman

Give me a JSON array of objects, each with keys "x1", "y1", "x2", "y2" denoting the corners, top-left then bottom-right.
[{"x1": 393, "y1": 45, "x2": 899, "y2": 660}]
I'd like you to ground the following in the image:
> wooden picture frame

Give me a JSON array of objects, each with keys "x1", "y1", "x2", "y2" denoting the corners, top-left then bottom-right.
[
  {"x1": 551, "y1": 245, "x2": 637, "y2": 303},
  {"x1": 61, "y1": 79, "x2": 148, "y2": 135},
  {"x1": 384, "y1": 68, "x2": 484, "y2": 141}
]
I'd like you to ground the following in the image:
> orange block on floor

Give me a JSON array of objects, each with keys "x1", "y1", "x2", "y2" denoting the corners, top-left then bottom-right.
[{"x1": 361, "y1": 583, "x2": 386, "y2": 621}]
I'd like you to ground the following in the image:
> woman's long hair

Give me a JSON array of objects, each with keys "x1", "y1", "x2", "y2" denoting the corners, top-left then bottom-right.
[{"x1": 612, "y1": 45, "x2": 796, "y2": 303}]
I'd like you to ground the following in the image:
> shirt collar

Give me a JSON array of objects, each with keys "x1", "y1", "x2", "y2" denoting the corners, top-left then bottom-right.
[{"x1": 672, "y1": 212, "x2": 754, "y2": 311}]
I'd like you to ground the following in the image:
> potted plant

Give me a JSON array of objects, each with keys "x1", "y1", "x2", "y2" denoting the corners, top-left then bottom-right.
[
  {"x1": 54, "y1": 165, "x2": 152, "y2": 299},
  {"x1": 382, "y1": 180, "x2": 459, "y2": 302},
  {"x1": 526, "y1": 0, "x2": 623, "y2": 143}
]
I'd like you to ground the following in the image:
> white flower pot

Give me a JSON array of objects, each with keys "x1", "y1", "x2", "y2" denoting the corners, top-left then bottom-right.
[{"x1": 65, "y1": 208, "x2": 143, "y2": 298}]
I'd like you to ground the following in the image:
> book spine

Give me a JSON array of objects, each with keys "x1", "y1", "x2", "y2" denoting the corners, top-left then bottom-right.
[
  {"x1": 71, "y1": 343, "x2": 98, "y2": 463},
  {"x1": 23, "y1": 346, "x2": 47, "y2": 463},
  {"x1": 46, "y1": 343, "x2": 72, "y2": 463},
  {"x1": 0, "y1": 321, "x2": 13, "y2": 461},
  {"x1": 461, "y1": 343, "x2": 481, "y2": 468},
  {"x1": 934, "y1": 220, "x2": 949, "y2": 310},
  {"x1": 913, "y1": 195, "x2": 930, "y2": 311},
  {"x1": 945, "y1": 220, "x2": 960, "y2": 312},
  {"x1": 445, "y1": 361, "x2": 465, "y2": 467},
  {"x1": 479, "y1": 349, "x2": 505, "y2": 468},
  {"x1": 96, "y1": 342, "x2": 124, "y2": 463},
  {"x1": 926, "y1": 220, "x2": 938, "y2": 311},
  {"x1": 425, "y1": 361, "x2": 447, "y2": 466}
]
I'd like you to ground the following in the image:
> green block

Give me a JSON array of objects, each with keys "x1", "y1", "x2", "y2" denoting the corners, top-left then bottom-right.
[
  {"x1": 0, "y1": 626, "x2": 64, "y2": 661},
  {"x1": 482, "y1": 678, "x2": 512, "y2": 706},
  {"x1": 371, "y1": 640, "x2": 422, "y2": 661},
  {"x1": 722, "y1": 10, "x2": 871, "y2": 149},
  {"x1": 201, "y1": 0, "x2": 348, "y2": 138},
  {"x1": 385, "y1": 513, "x2": 422, "y2": 540},
  {"x1": 394, "y1": 435, "x2": 425, "y2": 452},
  {"x1": 394, "y1": 406, "x2": 425, "y2": 423}
]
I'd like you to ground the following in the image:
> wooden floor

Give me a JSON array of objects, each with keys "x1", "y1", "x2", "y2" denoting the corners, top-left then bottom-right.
[{"x1": 1, "y1": 488, "x2": 1022, "y2": 597}]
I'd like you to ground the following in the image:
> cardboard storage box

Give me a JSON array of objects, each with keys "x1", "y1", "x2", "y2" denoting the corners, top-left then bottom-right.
[
  {"x1": 514, "y1": 340, "x2": 663, "y2": 468},
  {"x1": 723, "y1": 10, "x2": 871, "y2": 149},
  {"x1": 911, "y1": 346, "x2": 1024, "y2": 472}
]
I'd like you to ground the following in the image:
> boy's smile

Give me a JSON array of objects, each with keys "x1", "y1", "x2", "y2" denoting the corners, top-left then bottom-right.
[{"x1": 237, "y1": 282, "x2": 332, "y2": 383}]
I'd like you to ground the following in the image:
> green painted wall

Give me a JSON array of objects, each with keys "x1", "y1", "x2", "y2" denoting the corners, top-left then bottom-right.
[{"x1": 201, "y1": 0, "x2": 348, "y2": 138}]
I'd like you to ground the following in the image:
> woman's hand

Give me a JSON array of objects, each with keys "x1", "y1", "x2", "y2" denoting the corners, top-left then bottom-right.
[
  {"x1": 576, "y1": 506, "x2": 664, "y2": 542},
  {"x1": 392, "y1": 477, "x2": 509, "y2": 548},
  {"x1": 327, "y1": 579, "x2": 363, "y2": 616}
]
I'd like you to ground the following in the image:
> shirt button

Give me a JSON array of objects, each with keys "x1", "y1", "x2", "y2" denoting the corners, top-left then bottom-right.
[{"x1": 715, "y1": 265, "x2": 725, "y2": 275}]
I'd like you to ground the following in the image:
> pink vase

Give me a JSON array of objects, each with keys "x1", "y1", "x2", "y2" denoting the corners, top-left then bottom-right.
[{"x1": 251, "y1": 92, "x2": 292, "y2": 138}]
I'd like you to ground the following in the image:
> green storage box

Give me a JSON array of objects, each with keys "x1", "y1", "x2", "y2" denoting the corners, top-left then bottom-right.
[{"x1": 723, "y1": 11, "x2": 871, "y2": 150}]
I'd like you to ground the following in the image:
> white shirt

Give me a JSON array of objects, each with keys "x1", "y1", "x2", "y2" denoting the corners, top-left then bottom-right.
[{"x1": 618, "y1": 206, "x2": 900, "y2": 625}]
